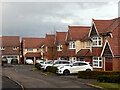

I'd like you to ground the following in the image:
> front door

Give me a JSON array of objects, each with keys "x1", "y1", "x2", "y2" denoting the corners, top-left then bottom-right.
[{"x1": 105, "y1": 57, "x2": 113, "y2": 71}]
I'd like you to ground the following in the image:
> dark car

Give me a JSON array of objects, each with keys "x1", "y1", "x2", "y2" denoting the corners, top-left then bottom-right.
[
  {"x1": 1, "y1": 57, "x2": 8, "y2": 66},
  {"x1": 11, "y1": 59, "x2": 18, "y2": 64}
]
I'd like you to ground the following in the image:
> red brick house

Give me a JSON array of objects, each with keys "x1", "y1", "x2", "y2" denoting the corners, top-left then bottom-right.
[
  {"x1": 54, "y1": 32, "x2": 68, "y2": 60},
  {"x1": 0, "y1": 36, "x2": 21, "y2": 64},
  {"x1": 61, "y1": 26, "x2": 92, "y2": 63},
  {"x1": 88, "y1": 17, "x2": 120, "y2": 71},
  {"x1": 42, "y1": 34, "x2": 57, "y2": 60},
  {"x1": 22, "y1": 37, "x2": 44, "y2": 64}
]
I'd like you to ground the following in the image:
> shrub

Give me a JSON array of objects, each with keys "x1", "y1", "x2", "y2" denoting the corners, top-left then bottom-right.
[
  {"x1": 78, "y1": 71, "x2": 120, "y2": 79},
  {"x1": 46, "y1": 66, "x2": 57, "y2": 73},
  {"x1": 35, "y1": 63, "x2": 41, "y2": 70},
  {"x1": 97, "y1": 75, "x2": 120, "y2": 83}
]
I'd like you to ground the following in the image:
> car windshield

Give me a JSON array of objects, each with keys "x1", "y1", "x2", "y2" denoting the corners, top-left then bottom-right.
[{"x1": 44, "y1": 61, "x2": 53, "y2": 64}]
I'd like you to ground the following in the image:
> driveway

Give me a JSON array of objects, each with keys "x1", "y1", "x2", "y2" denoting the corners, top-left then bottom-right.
[{"x1": 2, "y1": 65, "x2": 98, "y2": 89}]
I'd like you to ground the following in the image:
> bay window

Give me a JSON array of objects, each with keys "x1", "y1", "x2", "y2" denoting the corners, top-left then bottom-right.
[
  {"x1": 69, "y1": 41, "x2": 75, "y2": 49},
  {"x1": 93, "y1": 57, "x2": 102, "y2": 68},
  {"x1": 92, "y1": 37, "x2": 102, "y2": 47}
]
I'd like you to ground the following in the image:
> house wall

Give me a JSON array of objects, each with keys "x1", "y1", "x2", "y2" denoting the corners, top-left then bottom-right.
[
  {"x1": 113, "y1": 57, "x2": 120, "y2": 71},
  {"x1": 23, "y1": 48, "x2": 42, "y2": 56},
  {"x1": 76, "y1": 40, "x2": 92, "y2": 54}
]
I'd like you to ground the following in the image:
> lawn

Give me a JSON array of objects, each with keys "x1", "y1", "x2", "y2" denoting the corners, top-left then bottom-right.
[{"x1": 91, "y1": 82, "x2": 120, "y2": 90}]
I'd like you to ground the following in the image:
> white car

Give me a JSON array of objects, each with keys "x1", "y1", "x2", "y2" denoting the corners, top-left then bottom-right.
[
  {"x1": 56, "y1": 61, "x2": 93, "y2": 75},
  {"x1": 41, "y1": 60, "x2": 54, "y2": 70},
  {"x1": 25, "y1": 59, "x2": 34, "y2": 64},
  {"x1": 41, "y1": 60, "x2": 70, "y2": 71},
  {"x1": 36, "y1": 59, "x2": 44, "y2": 65}
]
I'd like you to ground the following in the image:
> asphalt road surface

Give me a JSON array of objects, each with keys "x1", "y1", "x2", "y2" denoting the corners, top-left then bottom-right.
[{"x1": 2, "y1": 65, "x2": 99, "y2": 89}]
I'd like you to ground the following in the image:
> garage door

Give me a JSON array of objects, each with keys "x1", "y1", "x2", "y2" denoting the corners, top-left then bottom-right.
[{"x1": 105, "y1": 57, "x2": 113, "y2": 71}]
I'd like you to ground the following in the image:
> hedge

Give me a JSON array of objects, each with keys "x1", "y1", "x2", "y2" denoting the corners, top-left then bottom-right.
[
  {"x1": 97, "y1": 75, "x2": 120, "y2": 83},
  {"x1": 78, "y1": 71, "x2": 120, "y2": 79},
  {"x1": 35, "y1": 63, "x2": 41, "y2": 70},
  {"x1": 46, "y1": 66, "x2": 57, "y2": 73}
]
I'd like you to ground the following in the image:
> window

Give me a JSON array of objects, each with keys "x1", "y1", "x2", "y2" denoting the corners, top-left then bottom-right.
[
  {"x1": 93, "y1": 57, "x2": 102, "y2": 68},
  {"x1": 0, "y1": 46, "x2": 5, "y2": 50},
  {"x1": 80, "y1": 58, "x2": 84, "y2": 61},
  {"x1": 13, "y1": 46, "x2": 17, "y2": 50},
  {"x1": 87, "y1": 41, "x2": 90, "y2": 47},
  {"x1": 57, "y1": 57, "x2": 61, "y2": 60},
  {"x1": 69, "y1": 57, "x2": 76, "y2": 63},
  {"x1": 57, "y1": 44, "x2": 62, "y2": 51},
  {"x1": 37, "y1": 49, "x2": 39, "y2": 51},
  {"x1": 27, "y1": 48, "x2": 33, "y2": 52},
  {"x1": 69, "y1": 41, "x2": 75, "y2": 49},
  {"x1": 92, "y1": 37, "x2": 102, "y2": 47}
]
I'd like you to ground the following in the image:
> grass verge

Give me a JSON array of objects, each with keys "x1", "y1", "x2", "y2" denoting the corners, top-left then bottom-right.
[
  {"x1": 91, "y1": 82, "x2": 120, "y2": 90},
  {"x1": 43, "y1": 72, "x2": 56, "y2": 75}
]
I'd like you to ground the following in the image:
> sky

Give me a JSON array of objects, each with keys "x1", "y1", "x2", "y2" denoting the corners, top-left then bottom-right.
[{"x1": 2, "y1": 1, "x2": 118, "y2": 38}]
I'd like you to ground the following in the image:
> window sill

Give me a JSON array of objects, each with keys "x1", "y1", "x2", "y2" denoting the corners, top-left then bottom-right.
[
  {"x1": 69, "y1": 48, "x2": 76, "y2": 50},
  {"x1": 93, "y1": 67, "x2": 102, "y2": 68}
]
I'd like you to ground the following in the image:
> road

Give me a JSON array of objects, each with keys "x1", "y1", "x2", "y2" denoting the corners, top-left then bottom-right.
[{"x1": 2, "y1": 65, "x2": 99, "y2": 89}]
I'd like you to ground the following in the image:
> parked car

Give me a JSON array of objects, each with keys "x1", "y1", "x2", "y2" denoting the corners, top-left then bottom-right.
[
  {"x1": 25, "y1": 59, "x2": 34, "y2": 64},
  {"x1": 41, "y1": 60, "x2": 54, "y2": 70},
  {"x1": 56, "y1": 61, "x2": 93, "y2": 75},
  {"x1": 36, "y1": 59, "x2": 44, "y2": 65},
  {"x1": 1, "y1": 57, "x2": 8, "y2": 66},
  {"x1": 11, "y1": 59, "x2": 18, "y2": 64},
  {"x1": 41, "y1": 60, "x2": 70, "y2": 71}
]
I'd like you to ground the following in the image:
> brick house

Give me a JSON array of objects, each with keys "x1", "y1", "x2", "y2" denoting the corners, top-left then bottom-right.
[
  {"x1": 88, "y1": 17, "x2": 120, "y2": 71},
  {"x1": 54, "y1": 32, "x2": 67, "y2": 60},
  {"x1": 22, "y1": 37, "x2": 44, "y2": 64},
  {"x1": 42, "y1": 34, "x2": 57, "y2": 60},
  {"x1": 0, "y1": 36, "x2": 21, "y2": 64},
  {"x1": 61, "y1": 26, "x2": 93, "y2": 63}
]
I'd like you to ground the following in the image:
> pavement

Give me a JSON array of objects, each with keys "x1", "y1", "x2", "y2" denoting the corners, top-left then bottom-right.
[{"x1": 2, "y1": 64, "x2": 99, "y2": 89}]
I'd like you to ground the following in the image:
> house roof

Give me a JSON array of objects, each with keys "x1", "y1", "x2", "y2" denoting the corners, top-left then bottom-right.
[
  {"x1": 75, "y1": 49, "x2": 92, "y2": 57},
  {"x1": 0, "y1": 36, "x2": 20, "y2": 55},
  {"x1": 25, "y1": 52, "x2": 41, "y2": 57},
  {"x1": 107, "y1": 24, "x2": 120, "y2": 56},
  {"x1": 67, "y1": 26, "x2": 91, "y2": 40},
  {"x1": 0, "y1": 36, "x2": 20, "y2": 46},
  {"x1": 55, "y1": 32, "x2": 67, "y2": 44},
  {"x1": 61, "y1": 49, "x2": 75, "y2": 57},
  {"x1": 45, "y1": 34, "x2": 55, "y2": 47},
  {"x1": 22, "y1": 38, "x2": 45, "y2": 48},
  {"x1": 92, "y1": 19, "x2": 114, "y2": 34}
]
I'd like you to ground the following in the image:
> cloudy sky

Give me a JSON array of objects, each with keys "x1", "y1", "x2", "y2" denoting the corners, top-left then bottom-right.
[{"x1": 2, "y1": 1, "x2": 118, "y2": 38}]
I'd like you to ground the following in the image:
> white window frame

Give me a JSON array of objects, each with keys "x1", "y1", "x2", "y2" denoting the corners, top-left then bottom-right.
[
  {"x1": 13, "y1": 46, "x2": 18, "y2": 50},
  {"x1": 87, "y1": 41, "x2": 90, "y2": 47},
  {"x1": 27, "y1": 48, "x2": 33, "y2": 52},
  {"x1": 69, "y1": 41, "x2": 75, "y2": 49},
  {"x1": 0, "y1": 46, "x2": 5, "y2": 50},
  {"x1": 57, "y1": 44, "x2": 62, "y2": 51},
  {"x1": 92, "y1": 37, "x2": 102, "y2": 47},
  {"x1": 93, "y1": 57, "x2": 102, "y2": 68}
]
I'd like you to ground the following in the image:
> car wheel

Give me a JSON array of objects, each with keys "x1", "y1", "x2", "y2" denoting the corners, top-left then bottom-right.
[
  {"x1": 86, "y1": 69, "x2": 91, "y2": 71},
  {"x1": 63, "y1": 70, "x2": 70, "y2": 75}
]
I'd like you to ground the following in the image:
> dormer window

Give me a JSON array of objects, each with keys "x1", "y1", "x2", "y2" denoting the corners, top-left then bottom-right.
[
  {"x1": 87, "y1": 41, "x2": 90, "y2": 47},
  {"x1": 69, "y1": 41, "x2": 75, "y2": 49},
  {"x1": 13, "y1": 46, "x2": 18, "y2": 50},
  {"x1": 0, "y1": 46, "x2": 5, "y2": 50},
  {"x1": 57, "y1": 44, "x2": 62, "y2": 51},
  {"x1": 92, "y1": 37, "x2": 102, "y2": 47}
]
